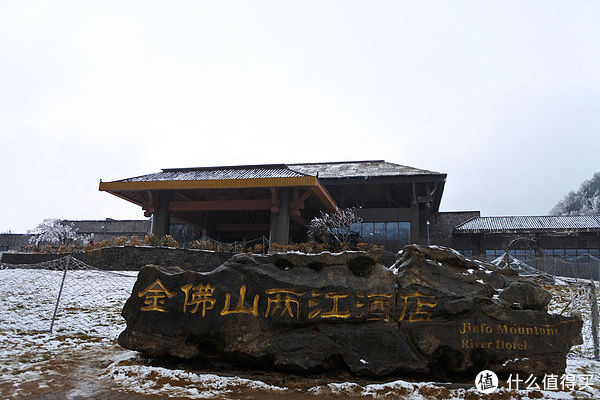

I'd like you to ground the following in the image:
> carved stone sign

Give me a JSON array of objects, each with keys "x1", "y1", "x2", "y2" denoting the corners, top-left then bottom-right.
[{"x1": 118, "y1": 245, "x2": 582, "y2": 378}]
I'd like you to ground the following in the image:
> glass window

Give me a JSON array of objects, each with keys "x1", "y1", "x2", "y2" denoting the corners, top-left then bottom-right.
[
  {"x1": 362, "y1": 223, "x2": 373, "y2": 238},
  {"x1": 485, "y1": 249, "x2": 505, "y2": 262},
  {"x1": 373, "y1": 223, "x2": 385, "y2": 240},
  {"x1": 398, "y1": 222, "x2": 410, "y2": 244},
  {"x1": 590, "y1": 249, "x2": 600, "y2": 255},
  {"x1": 547, "y1": 249, "x2": 565, "y2": 256},
  {"x1": 350, "y1": 223, "x2": 361, "y2": 235},
  {"x1": 386, "y1": 222, "x2": 399, "y2": 240},
  {"x1": 356, "y1": 221, "x2": 410, "y2": 247}
]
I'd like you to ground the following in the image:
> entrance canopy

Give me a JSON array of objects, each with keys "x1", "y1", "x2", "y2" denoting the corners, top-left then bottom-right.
[{"x1": 99, "y1": 164, "x2": 338, "y2": 244}]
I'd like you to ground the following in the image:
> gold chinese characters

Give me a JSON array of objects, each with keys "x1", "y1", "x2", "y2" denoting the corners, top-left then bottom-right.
[{"x1": 137, "y1": 279, "x2": 437, "y2": 323}]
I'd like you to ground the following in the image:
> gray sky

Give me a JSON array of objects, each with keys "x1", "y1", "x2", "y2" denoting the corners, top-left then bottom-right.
[{"x1": 1, "y1": 1, "x2": 599, "y2": 233}]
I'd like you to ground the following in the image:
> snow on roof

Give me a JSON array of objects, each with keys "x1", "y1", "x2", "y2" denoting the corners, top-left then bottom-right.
[
  {"x1": 288, "y1": 160, "x2": 445, "y2": 179},
  {"x1": 455, "y1": 215, "x2": 600, "y2": 233},
  {"x1": 113, "y1": 161, "x2": 445, "y2": 183},
  {"x1": 119, "y1": 165, "x2": 308, "y2": 182}
]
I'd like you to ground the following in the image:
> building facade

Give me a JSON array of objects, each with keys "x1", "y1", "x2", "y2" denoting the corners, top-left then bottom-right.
[
  {"x1": 98, "y1": 161, "x2": 600, "y2": 262},
  {"x1": 99, "y1": 161, "x2": 446, "y2": 250}
]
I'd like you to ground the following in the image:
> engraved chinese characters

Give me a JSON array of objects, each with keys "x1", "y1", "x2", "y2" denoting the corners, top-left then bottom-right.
[
  {"x1": 137, "y1": 279, "x2": 436, "y2": 323},
  {"x1": 137, "y1": 279, "x2": 176, "y2": 312}
]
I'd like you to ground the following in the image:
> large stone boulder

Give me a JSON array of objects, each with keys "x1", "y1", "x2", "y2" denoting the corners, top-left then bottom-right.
[{"x1": 118, "y1": 245, "x2": 582, "y2": 378}]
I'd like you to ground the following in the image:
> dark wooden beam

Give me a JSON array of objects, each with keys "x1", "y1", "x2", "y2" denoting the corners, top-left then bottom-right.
[
  {"x1": 290, "y1": 209, "x2": 308, "y2": 227},
  {"x1": 169, "y1": 199, "x2": 272, "y2": 212},
  {"x1": 142, "y1": 191, "x2": 155, "y2": 217},
  {"x1": 173, "y1": 191, "x2": 193, "y2": 201},
  {"x1": 216, "y1": 223, "x2": 270, "y2": 232},
  {"x1": 299, "y1": 190, "x2": 312, "y2": 201}
]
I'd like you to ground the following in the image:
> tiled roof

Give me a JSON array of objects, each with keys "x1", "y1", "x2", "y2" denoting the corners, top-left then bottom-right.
[
  {"x1": 455, "y1": 215, "x2": 600, "y2": 233},
  {"x1": 65, "y1": 220, "x2": 150, "y2": 234},
  {"x1": 288, "y1": 160, "x2": 445, "y2": 179},
  {"x1": 119, "y1": 165, "x2": 308, "y2": 182},
  {"x1": 113, "y1": 161, "x2": 445, "y2": 183}
]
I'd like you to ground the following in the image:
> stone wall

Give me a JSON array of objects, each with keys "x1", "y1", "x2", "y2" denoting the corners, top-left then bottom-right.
[
  {"x1": 1, "y1": 246, "x2": 236, "y2": 272},
  {"x1": 75, "y1": 246, "x2": 236, "y2": 271},
  {"x1": 1, "y1": 252, "x2": 64, "y2": 264},
  {"x1": 1, "y1": 246, "x2": 400, "y2": 271},
  {"x1": 429, "y1": 211, "x2": 480, "y2": 247}
]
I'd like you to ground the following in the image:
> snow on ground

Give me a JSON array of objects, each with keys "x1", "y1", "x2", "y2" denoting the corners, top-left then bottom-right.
[{"x1": 1, "y1": 267, "x2": 600, "y2": 399}]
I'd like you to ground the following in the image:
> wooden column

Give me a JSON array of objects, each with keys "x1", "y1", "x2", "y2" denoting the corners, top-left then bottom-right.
[
  {"x1": 269, "y1": 188, "x2": 290, "y2": 245},
  {"x1": 152, "y1": 191, "x2": 171, "y2": 238}
]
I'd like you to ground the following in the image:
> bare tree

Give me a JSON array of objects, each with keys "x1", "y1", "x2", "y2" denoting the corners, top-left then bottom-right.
[
  {"x1": 307, "y1": 207, "x2": 362, "y2": 247},
  {"x1": 28, "y1": 219, "x2": 78, "y2": 246}
]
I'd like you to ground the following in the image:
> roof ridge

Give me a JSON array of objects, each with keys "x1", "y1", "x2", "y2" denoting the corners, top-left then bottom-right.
[
  {"x1": 162, "y1": 164, "x2": 289, "y2": 172},
  {"x1": 288, "y1": 160, "x2": 385, "y2": 166}
]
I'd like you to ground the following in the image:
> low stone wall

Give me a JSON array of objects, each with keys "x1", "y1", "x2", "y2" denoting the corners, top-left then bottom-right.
[
  {"x1": 75, "y1": 246, "x2": 236, "y2": 271},
  {"x1": 0, "y1": 252, "x2": 63, "y2": 264},
  {"x1": 2, "y1": 246, "x2": 399, "y2": 271},
  {"x1": 1, "y1": 247, "x2": 236, "y2": 272}
]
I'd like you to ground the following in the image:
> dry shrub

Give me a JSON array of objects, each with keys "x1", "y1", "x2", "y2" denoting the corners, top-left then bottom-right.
[
  {"x1": 315, "y1": 243, "x2": 329, "y2": 253},
  {"x1": 269, "y1": 243, "x2": 286, "y2": 253},
  {"x1": 159, "y1": 235, "x2": 179, "y2": 248},
  {"x1": 57, "y1": 244, "x2": 74, "y2": 254},
  {"x1": 357, "y1": 242, "x2": 369, "y2": 251},
  {"x1": 143, "y1": 234, "x2": 159, "y2": 246},
  {"x1": 297, "y1": 242, "x2": 311, "y2": 253},
  {"x1": 338, "y1": 241, "x2": 350, "y2": 251},
  {"x1": 113, "y1": 236, "x2": 129, "y2": 246}
]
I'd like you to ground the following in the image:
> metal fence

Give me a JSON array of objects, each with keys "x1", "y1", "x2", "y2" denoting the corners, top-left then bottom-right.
[
  {"x1": 539, "y1": 255, "x2": 600, "y2": 281},
  {"x1": 546, "y1": 277, "x2": 600, "y2": 360},
  {"x1": 0, "y1": 256, "x2": 137, "y2": 335},
  {"x1": 486, "y1": 252, "x2": 600, "y2": 281}
]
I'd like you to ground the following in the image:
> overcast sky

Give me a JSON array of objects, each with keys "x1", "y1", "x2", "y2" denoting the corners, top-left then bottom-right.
[{"x1": 1, "y1": 1, "x2": 599, "y2": 232}]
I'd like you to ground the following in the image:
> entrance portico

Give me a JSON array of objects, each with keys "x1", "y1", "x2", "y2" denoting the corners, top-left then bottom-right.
[{"x1": 99, "y1": 165, "x2": 338, "y2": 245}]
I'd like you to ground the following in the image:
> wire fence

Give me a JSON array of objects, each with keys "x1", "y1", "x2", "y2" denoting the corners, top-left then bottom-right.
[
  {"x1": 0, "y1": 256, "x2": 137, "y2": 336},
  {"x1": 539, "y1": 255, "x2": 600, "y2": 281},
  {"x1": 546, "y1": 277, "x2": 600, "y2": 360},
  {"x1": 487, "y1": 252, "x2": 600, "y2": 359},
  {"x1": 485, "y1": 253, "x2": 600, "y2": 281}
]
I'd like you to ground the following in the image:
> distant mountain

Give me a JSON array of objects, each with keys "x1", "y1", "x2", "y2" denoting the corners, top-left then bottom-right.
[{"x1": 550, "y1": 172, "x2": 600, "y2": 215}]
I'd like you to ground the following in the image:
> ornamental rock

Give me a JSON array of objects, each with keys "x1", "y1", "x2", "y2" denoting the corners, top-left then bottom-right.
[{"x1": 118, "y1": 245, "x2": 582, "y2": 378}]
